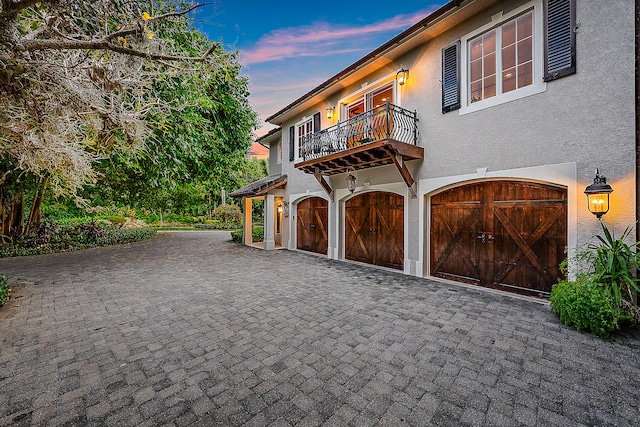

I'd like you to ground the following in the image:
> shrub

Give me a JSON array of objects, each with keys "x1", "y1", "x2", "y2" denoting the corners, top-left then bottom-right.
[
  {"x1": 550, "y1": 275, "x2": 623, "y2": 339},
  {"x1": 0, "y1": 224, "x2": 157, "y2": 258},
  {"x1": 213, "y1": 204, "x2": 242, "y2": 224},
  {"x1": 230, "y1": 227, "x2": 264, "y2": 243},
  {"x1": 586, "y1": 223, "x2": 640, "y2": 313},
  {"x1": 104, "y1": 215, "x2": 127, "y2": 226},
  {"x1": 0, "y1": 274, "x2": 10, "y2": 306}
]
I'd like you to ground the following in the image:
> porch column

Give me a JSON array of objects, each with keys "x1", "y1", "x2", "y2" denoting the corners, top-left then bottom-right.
[
  {"x1": 263, "y1": 194, "x2": 276, "y2": 250},
  {"x1": 243, "y1": 197, "x2": 253, "y2": 245}
]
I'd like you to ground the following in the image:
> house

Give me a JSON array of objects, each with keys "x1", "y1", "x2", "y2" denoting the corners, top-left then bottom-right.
[{"x1": 232, "y1": 0, "x2": 638, "y2": 297}]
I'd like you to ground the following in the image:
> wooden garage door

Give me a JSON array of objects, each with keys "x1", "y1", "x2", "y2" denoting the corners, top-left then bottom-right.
[
  {"x1": 345, "y1": 192, "x2": 404, "y2": 270},
  {"x1": 430, "y1": 181, "x2": 567, "y2": 296},
  {"x1": 297, "y1": 197, "x2": 328, "y2": 255}
]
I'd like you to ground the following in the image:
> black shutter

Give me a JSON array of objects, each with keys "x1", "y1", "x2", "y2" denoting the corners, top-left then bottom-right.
[
  {"x1": 289, "y1": 125, "x2": 295, "y2": 161},
  {"x1": 544, "y1": 0, "x2": 576, "y2": 81},
  {"x1": 313, "y1": 112, "x2": 321, "y2": 132},
  {"x1": 442, "y1": 41, "x2": 461, "y2": 113}
]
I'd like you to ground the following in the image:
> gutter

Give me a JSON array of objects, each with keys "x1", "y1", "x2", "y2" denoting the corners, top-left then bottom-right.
[{"x1": 265, "y1": 0, "x2": 466, "y2": 124}]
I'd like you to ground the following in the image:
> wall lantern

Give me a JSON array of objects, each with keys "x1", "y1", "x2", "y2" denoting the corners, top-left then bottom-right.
[
  {"x1": 326, "y1": 106, "x2": 335, "y2": 120},
  {"x1": 277, "y1": 203, "x2": 283, "y2": 214},
  {"x1": 396, "y1": 68, "x2": 409, "y2": 86},
  {"x1": 346, "y1": 172, "x2": 357, "y2": 193},
  {"x1": 584, "y1": 168, "x2": 613, "y2": 218},
  {"x1": 283, "y1": 201, "x2": 290, "y2": 217}
]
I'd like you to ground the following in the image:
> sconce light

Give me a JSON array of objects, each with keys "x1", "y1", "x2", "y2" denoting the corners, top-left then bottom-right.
[
  {"x1": 277, "y1": 203, "x2": 283, "y2": 214},
  {"x1": 346, "y1": 172, "x2": 357, "y2": 193},
  {"x1": 396, "y1": 68, "x2": 409, "y2": 86},
  {"x1": 584, "y1": 168, "x2": 613, "y2": 219},
  {"x1": 283, "y1": 201, "x2": 290, "y2": 217},
  {"x1": 326, "y1": 106, "x2": 335, "y2": 120}
]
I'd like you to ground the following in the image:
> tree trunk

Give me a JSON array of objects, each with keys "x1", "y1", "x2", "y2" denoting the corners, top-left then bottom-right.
[{"x1": 25, "y1": 176, "x2": 48, "y2": 236}]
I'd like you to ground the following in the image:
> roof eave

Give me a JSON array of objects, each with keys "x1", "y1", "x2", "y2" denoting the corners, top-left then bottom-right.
[{"x1": 265, "y1": 0, "x2": 471, "y2": 125}]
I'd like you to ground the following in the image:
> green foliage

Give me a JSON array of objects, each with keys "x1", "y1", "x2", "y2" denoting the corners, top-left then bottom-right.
[
  {"x1": 0, "y1": 224, "x2": 156, "y2": 258},
  {"x1": 585, "y1": 223, "x2": 640, "y2": 309},
  {"x1": 104, "y1": 216, "x2": 127, "y2": 226},
  {"x1": 213, "y1": 205, "x2": 242, "y2": 224},
  {"x1": 550, "y1": 275, "x2": 623, "y2": 339},
  {"x1": 230, "y1": 227, "x2": 264, "y2": 243},
  {"x1": 0, "y1": 275, "x2": 10, "y2": 306}
]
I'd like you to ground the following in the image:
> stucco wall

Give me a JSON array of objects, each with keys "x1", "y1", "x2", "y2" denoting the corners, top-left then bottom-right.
[{"x1": 271, "y1": 0, "x2": 636, "y2": 275}]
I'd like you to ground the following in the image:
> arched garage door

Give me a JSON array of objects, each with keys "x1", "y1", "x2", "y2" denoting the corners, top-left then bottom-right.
[
  {"x1": 297, "y1": 197, "x2": 328, "y2": 255},
  {"x1": 345, "y1": 192, "x2": 404, "y2": 270},
  {"x1": 430, "y1": 181, "x2": 567, "y2": 296}
]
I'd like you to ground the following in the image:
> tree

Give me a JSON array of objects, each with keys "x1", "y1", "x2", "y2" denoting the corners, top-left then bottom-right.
[{"x1": 0, "y1": 1, "x2": 254, "y2": 238}]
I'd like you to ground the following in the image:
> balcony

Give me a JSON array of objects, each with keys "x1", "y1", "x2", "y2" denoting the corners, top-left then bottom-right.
[{"x1": 294, "y1": 102, "x2": 423, "y2": 197}]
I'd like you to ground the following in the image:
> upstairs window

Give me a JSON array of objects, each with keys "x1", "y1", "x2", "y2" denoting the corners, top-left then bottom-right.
[
  {"x1": 469, "y1": 11, "x2": 534, "y2": 104},
  {"x1": 296, "y1": 119, "x2": 313, "y2": 158}
]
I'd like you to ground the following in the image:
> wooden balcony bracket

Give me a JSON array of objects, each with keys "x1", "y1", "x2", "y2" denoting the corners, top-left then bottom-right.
[
  {"x1": 314, "y1": 171, "x2": 334, "y2": 200},
  {"x1": 389, "y1": 150, "x2": 417, "y2": 198}
]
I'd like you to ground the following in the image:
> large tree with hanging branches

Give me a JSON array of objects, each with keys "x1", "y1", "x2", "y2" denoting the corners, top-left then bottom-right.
[{"x1": 0, "y1": 0, "x2": 257, "y2": 239}]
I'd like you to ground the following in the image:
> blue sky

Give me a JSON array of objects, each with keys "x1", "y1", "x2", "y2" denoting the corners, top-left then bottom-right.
[{"x1": 193, "y1": 1, "x2": 446, "y2": 136}]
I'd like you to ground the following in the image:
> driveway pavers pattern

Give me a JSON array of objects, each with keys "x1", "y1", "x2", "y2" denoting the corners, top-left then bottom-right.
[{"x1": 0, "y1": 230, "x2": 639, "y2": 426}]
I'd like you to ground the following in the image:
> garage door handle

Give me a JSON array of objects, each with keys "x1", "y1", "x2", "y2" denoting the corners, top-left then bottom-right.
[
  {"x1": 310, "y1": 224, "x2": 316, "y2": 229},
  {"x1": 478, "y1": 233, "x2": 486, "y2": 243}
]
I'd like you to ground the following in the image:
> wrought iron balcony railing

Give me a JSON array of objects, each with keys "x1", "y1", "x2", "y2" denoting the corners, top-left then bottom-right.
[{"x1": 299, "y1": 102, "x2": 418, "y2": 162}]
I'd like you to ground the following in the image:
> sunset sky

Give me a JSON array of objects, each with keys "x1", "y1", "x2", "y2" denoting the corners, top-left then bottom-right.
[{"x1": 194, "y1": 1, "x2": 446, "y2": 136}]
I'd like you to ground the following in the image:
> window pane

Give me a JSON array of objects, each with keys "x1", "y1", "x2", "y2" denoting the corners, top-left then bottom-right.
[
  {"x1": 470, "y1": 37, "x2": 483, "y2": 61},
  {"x1": 370, "y1": 86, "x2": 393, "y2": 109},
  {"x1": 502, "y1": 44, "x2": 516, "y2": 70},
  {"x1": 517, "y1": 13, "x2": 532, "y2": 40},
  {"x1": 483, "y1": 31, "x2": 496, "y2": 54},
  {"x1": 470, "y1": 59, "x2": 482, "y2": 83},
  {"x1": 484, "y1": 74, "x2": 496, "y2": 99},
  {"x1": 503, "y1": 68, "x2": 516, "y2": 93},
  {"x1": 502, "y1": 21, "x2": 516, "y2": 48},
  {"x1": 517, "y1": 37, "x2": 532, "y2": 64},
  {"x1": 517, "y1": 62, "x2": 533, "y2": 88},
  {"x1": 484, "y1": 52, "x2": 496, "y2": 77},
  {"x1": 470, "y1": 81, "x2": 482, "y2": 103}
]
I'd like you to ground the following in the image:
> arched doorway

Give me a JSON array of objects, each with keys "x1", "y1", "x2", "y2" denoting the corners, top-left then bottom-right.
[
  {"x1": 430, "y1": 180, "x2": 567, "y2": 296},
  {"x1": 345, "y1": 191, "x2": 404, "y2": 270},
  {"x1": 296, "y1": 197, "x2": 328, "y2": 255}
]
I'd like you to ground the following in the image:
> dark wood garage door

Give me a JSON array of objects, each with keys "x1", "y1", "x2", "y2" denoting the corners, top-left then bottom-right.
[
  {"x1": 345, "y1": 192, "x2": 404, "y2": 270},
  {"x1": 297, "y1": 197, "x2": 328, "y2": 255},
  {"x1": 430, "y1": 181, "x2": 567, "y2": 296}
]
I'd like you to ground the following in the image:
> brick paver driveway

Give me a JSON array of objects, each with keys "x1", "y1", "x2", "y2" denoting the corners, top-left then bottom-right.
[{"x1": 1, "y1": 231, "x2": 639, "y2": 426}]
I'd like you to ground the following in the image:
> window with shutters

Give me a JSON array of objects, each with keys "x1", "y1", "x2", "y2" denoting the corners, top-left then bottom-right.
[
  {"x1": 296, "y1": 118, "x2": 313, "y2": 159},
  {"x1": 459, "y1": 0, "x2": 546, "y2": 114}
]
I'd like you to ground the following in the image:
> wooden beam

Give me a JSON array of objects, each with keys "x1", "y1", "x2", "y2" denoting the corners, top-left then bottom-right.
[
  {"x1": 389, "y1": 151, "x2": 417, "y2": 198},
  {"x1": 313, "y1": 171, "x2": 334, "y2": 199}
]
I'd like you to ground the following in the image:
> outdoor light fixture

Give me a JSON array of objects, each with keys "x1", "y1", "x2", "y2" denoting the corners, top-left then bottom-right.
[
  {"x1": 277, "y1": 203, "x2": 283, "y2": 214},
  {"x1": 396, "y1": 68, "x2": 409, "y2": 86},
  {"x1": 283, "y1": 201, "x2": 290, "y2": 217},
  {"x1": 584, "y1": 168, "x2": 613, "y2": 218},
  {"x1": 326, "y1": 106, "x2": 335, "y2": 120},
  {"x1": 346, "y1": 172, "x2": 357, "y2": 193}
]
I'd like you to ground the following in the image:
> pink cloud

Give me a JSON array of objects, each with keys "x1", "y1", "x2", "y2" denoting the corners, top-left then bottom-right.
[{"x1": 242, "y1": 8, "x2": 438, "y2": 64}]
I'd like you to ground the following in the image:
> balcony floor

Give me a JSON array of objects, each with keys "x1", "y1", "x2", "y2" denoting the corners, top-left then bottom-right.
[{"x1": 294, "y1": 139, "x2": 423, "y2": 176}]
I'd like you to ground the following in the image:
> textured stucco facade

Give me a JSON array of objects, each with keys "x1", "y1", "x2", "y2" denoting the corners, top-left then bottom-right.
[{"x1": 251, "y1": 0, "x2": 636, "y2": 286}]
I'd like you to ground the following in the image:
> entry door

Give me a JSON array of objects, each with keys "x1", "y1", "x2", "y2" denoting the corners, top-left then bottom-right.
[
  {"x1": 296, "y1": 197, "x2": 328, "y2": 255},
  {"x1": 345, "y1": 192, "x2": 404, "y2": 270},
  {"x1": 430, "y1": 181, "x2": 567, "y2": 295}
]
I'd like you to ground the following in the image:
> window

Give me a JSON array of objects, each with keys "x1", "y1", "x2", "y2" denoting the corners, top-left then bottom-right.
[
  {"x1": 277, "y1": 141, "x2": 282, "y2": 163},
  {"x1": 293, "y1": 112, "x2": 321, "y2": 161},
  {"x1": 296, "y1": 119, "x2": 313, "y2": 158},
  {"x1": 442, "y1": 0, "x2": 575, "y2": 114},
  {"x1": 469, "y1": 11, "x2": 533, "y2": 104},
  {"x1": 343, "y1": 84, "x2": 394, "y2": 120}
]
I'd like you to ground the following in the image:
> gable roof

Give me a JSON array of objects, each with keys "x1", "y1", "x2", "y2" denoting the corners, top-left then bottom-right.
[{"x1": 229, "y1": 174, "x2": 288, "y2": 198}]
